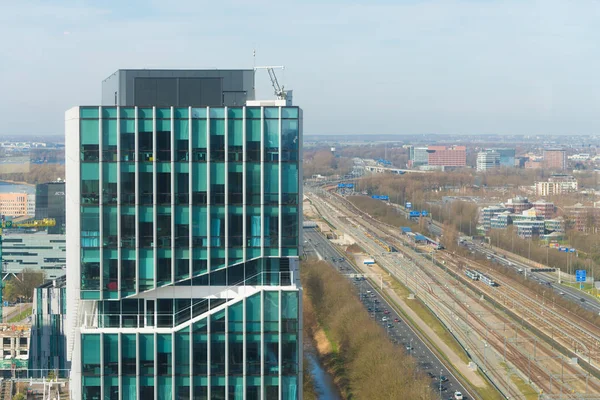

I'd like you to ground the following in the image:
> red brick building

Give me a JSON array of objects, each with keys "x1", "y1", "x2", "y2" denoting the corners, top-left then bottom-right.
[
  {"x1": 427, "y1": 145, "x2": 466, "y2": 167},
  {"x1": 543, "y1": 149, "x2": 567, "y2": 170},
  {"x1": 532, "y1": 200, "x2": 555, "y2": 219}
]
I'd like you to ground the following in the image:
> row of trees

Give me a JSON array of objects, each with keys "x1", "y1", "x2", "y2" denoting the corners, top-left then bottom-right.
[{"x1": 302, "y1": 260, "x2": 435, "y2": 399}]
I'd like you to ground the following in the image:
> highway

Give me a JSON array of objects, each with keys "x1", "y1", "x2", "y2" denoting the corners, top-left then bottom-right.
[
  {"x1": 307, "y1": 188, "x2": 600, "y2": 396},
  {"x1": 304, "y1": 228, "x2": 473, "y2": 400}
]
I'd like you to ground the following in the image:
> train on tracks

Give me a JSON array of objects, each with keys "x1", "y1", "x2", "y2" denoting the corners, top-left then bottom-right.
[
  {"x1": 364, "y1": 231, "x2": 397, "y2": 252},
  {"x1": 464, "y1": 269, "x2": 498, "y2": 287}
]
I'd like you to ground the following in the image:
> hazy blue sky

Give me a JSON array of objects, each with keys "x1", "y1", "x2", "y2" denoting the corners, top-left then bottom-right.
[{"x1": 1, "y1": 0, "x2": 599, "y2": 136}]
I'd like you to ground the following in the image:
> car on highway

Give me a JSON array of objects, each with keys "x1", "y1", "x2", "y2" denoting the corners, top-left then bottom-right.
[
  {"x1": 440, "y1": 375, "x2": 448, "y2": 382},
  {"x1": 383, "y1": 309, "x2": 390, "y2": 314},
  {"x1": 427, "y1": 372, "x2": 435, "y2": 379},
  {"x1": 394, "y1": 317, "x2": 400, "y2": 323},
  {"x1": 382, "y1": 317, "x2": 388, "y2": 322},
  {"x1": 580, "y1": 298, "x2": 586, "y2": 303},
  {"x1": 454, "y1": 391, "x2": 464, "y2": 400},
  {"x1": 405, "y1": 345, "x2": 413, "y2": 351}
]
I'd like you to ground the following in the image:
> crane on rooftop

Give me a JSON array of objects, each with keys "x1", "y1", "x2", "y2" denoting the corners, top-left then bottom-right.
[{"x1": 254, "y1": 66, "x2": 287, "y2": 100}]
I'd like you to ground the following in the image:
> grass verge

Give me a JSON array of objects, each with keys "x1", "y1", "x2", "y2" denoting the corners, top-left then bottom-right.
[{"x1": 7, "y1": 307, "x2": 32, "y2": 323}]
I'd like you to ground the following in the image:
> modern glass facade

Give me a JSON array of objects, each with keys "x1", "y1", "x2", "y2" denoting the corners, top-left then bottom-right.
[
  {"x1": 66, "y1": 105, "x2": 302, "y2": 400},
  {"x1": 30, "y1": 276, "x2": 68, "y2": 377}
]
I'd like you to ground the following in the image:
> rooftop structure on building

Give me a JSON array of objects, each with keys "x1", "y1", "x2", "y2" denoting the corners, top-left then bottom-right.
[{"x1": 102, "y1": 69, "x2": 255, "y2": 107}]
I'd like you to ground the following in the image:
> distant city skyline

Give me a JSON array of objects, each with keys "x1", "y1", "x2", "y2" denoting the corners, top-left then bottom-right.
[{"x1": 2, "y1": 0, "x2": 600, "y2": 136}]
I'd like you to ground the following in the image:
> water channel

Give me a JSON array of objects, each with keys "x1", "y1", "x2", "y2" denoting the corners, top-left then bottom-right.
[{"x1": 304, "y1": 342, "x2": 342, "y2": 400}]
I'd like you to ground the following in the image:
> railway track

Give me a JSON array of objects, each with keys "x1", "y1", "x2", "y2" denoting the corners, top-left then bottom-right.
[
  {"x1": 310, "y1": 193, "x2": 528, "y2": 398},
  {"x1": 329, "y1": 190, "x2": 600, "y2": 368},
  {"x1": 309, "y1": 189, "x2": 600, "y2": 397},
  {"x1": 448, "y1": 253, "x2": 600, "y2": 358}
]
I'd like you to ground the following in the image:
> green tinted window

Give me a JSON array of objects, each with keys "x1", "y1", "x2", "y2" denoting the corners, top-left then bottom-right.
[
  {"x1": 81, "y1": 120, "x2": 99, "y2": 145},
  {"x1": 80, "y1": 107, "x2": 99, "y2": 118}
]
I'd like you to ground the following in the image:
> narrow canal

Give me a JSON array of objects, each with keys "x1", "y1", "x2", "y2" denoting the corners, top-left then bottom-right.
[{"x1": 305, "y1": 344, "x2": 342, "y2": 400}]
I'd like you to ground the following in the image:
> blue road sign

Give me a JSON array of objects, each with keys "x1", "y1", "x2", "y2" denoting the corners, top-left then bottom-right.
[
  {"x1": 576, "y1": 270, "x2": 586, "y2": 282},
  {"x1": 406, "y1": 202, "x2": 412, "y2": 209},
  {"x1": 569, "y1": 248, "x2": 576, "y2": 253}
]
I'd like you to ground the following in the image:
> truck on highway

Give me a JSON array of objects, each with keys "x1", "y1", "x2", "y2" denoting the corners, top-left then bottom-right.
[{"x1": 364, "y1": 259, "x2": 375, "y2": 265}]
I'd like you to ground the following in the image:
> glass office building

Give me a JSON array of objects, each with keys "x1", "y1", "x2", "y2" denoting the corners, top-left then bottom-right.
[{"x1": 66, "y1": 105, "x2": 302, "y2": 400}]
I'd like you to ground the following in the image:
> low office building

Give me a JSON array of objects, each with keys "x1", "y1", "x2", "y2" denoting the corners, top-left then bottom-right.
[
  {"x1": 29, "y1": 276, "x2": 67, "y2": 378},
  {"x1": 535, "y1": 175, "x2": 578, "y2": 197},
  {"x1": 476, "y1": 150, "x2": 500, "y2": 171},
  {"x1": 490, "y1": 212, "x2": 511, "y2": 229},
  {"x1": 532, "y1": 200, "x2": 555, "y2": 219},
  {"x1": 0, "y1": 232, "x2": 66, "y2": 278},
  {"x1": 495, "y1": 148, "x2": 516, "y2": 167},
  {"x1": 544, "y1": 218, "x2": 565, "y2": 233},
  {"x1": 408, "y1": 146, "x2": 429, "y2": 168},
  {"x1": 563, "y1": 203, "x2": 600, "y2": 232},
  {"x1": 0, "y1": 193, "x2": 30, "y2": 217},
  {"x1": 480, "y1": 205, "x2": 509, "y2": 231},
  {"x1": 35, "y1": 181, "x2": 66, "y2": 234},
  {"x1": 514, "y1": 219, "x2": 546, "y2": 238},
  {"x1": 512, "y1": 209, "x2": 545, "y2": 238},
  {"x1": 505, "y1": 196, "x2": 532, "y2": 214}
]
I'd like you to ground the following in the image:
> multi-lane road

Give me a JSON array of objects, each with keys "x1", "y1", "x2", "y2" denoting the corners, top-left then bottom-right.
[{"x1": 303, "y1": 228, "x2": 472, "y2": 400}]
